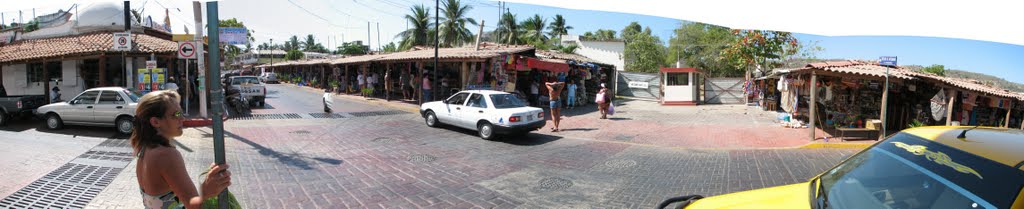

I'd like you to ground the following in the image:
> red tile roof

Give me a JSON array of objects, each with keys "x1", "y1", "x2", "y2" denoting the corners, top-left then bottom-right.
[
  {"x1": 375, "y1": 45, "x2": 533, "y2": 62},
  {"x1": 797, "y1": 60, "x2": 917, "y2": 80},
  {"x1": 0, "y1": 33, "x2": 177, "y2": 63}
]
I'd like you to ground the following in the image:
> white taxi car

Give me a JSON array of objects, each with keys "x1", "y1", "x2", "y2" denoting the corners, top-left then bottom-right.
[
  {"x1": 420, "y1": 90, "x2": 545, "y2": 140},
  {"x1": 36, "y1": 87, "x2": 140, "y2": 135}
]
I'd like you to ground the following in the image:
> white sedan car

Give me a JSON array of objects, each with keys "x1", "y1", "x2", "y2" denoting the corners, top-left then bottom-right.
[
  {"x1": 36, "y1": 87, "x2": 140, "y2": 135},
  {"x1": 420, "y1": 90, "x2": 546, "y2": 140}
]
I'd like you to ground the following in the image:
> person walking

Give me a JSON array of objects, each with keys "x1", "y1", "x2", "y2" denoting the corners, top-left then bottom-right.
[
  {"x1": 530, "y1": 81, "x2": 540, "y2": 107},
  {"x1": 546, "y1": 80, "x2": 565, "y2": 132},
  {"x1": 422, "y1": 73, "x2": 432, "y2": 101},
  {"x1": 132, "y1": 90, "x2": 231, "y2": 209},
  {"x1": 597, "y1": 83, "x2": 612, "y2": 119},
  {"x1": 357, "y1": 72, "x2": 366, "y2": 97},
  {"x1": 566, "y1": 79, "x2": 577, "y2": 109},
  {"x1": 384, "y1": 69, "x2": 392, "y2": 101}
]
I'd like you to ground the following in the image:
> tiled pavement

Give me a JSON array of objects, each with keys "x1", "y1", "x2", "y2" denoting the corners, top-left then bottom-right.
[{"x1": 84, "y1": 112, "x2": 858, "y2": 208}]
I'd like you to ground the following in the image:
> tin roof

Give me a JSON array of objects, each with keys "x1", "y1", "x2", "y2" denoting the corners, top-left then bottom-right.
[{"x1": 0, "y1": 32, "x2": 176, "y2": 63}]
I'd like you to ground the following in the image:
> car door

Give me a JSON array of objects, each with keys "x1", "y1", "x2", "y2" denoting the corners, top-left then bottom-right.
[
  {"x1": 93, "y1": 90, "x2": 126, "y2": 124},
  {"x1": 65, "y1": 91, "x2": 99, "y2": 123},
  {"x1": 461, "y1": 93, "x2": 490, "y2": 128},
  {"x1": 441, "y1": 92, "x2": 470, "y2": 128}
]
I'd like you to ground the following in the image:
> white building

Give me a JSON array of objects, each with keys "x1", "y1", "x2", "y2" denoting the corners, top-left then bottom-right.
[
  {"x1": 0, "y1": 2, "x2": 177, "y2": 101},
  {"x1": 560, "y1": 35, "x2": 625, "y2": 72}
]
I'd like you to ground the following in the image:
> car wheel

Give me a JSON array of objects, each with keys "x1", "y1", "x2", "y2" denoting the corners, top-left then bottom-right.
[
  {"x1": 46, "y1": 113, "x2": 64, "y2": 130},
  {"x1": 260, "y1": 99, "x2": 266, "y2": 107},
  {"x1": 478, "y1": 122, "x2": 495, "y2": 140},
  {"x1": 425, "y1": 111, "x2": 439, "y2": 127},
  {"x1": 116, "y1": 116, "x2": 133, "y2": 135},
  {"x1": 0, "y1": 111, "x2": 8, "y2": 126}
]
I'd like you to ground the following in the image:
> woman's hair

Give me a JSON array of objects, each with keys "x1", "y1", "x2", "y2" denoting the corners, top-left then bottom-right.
[{"x1": 130, "y1": 90, "x2": 181, "y2": 155}]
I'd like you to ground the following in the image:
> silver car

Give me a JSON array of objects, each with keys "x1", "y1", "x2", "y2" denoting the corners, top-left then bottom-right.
[
  {"x1": 36, "y1": 87, "x2": 140, "y2": 134},
  {"x1": 259, "y1": 72, "x2": 278, "y2": 83}
]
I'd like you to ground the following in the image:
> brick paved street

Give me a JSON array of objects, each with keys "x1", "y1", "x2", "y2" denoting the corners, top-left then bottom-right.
[{"x1": 2, "y1": 84, "x2": 861, "y2": 208}]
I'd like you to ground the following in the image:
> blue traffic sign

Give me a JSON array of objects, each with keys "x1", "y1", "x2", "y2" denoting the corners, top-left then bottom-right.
[{"x1": 880, "y1": 56, "x2": 897, "y2": 66}]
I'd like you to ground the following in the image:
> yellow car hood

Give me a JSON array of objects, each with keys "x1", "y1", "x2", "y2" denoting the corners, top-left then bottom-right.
[{"x1": 686, "y1": 182, "x2": 812, "y2": 209}]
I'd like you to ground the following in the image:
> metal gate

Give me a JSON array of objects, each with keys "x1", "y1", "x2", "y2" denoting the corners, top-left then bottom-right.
[
  {"x1": 704, "y1": 78, "x2": 744, "y2": 104},
  {"x1": 615, "y1": 71, "x2": 661, "y2": 100}
]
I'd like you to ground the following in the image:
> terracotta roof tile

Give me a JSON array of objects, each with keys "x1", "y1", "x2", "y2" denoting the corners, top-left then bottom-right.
[
  {"x1": 536, "y1": 50, "x2": 610, "y2": 66},
  {"x1": 799, "y1": 61, "x2": 917, "y2": 80},
  {"x1": 0, "y1": 33, "x2": 176, "y2": 63}
]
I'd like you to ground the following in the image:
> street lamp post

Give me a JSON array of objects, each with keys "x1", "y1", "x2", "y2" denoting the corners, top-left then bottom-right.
[
  {"x1": 433, "y1": 0, "x2": 439, "y2": 102},
  {"x1": 269, "y1": 38, "x2": 273, "y2": 73}
]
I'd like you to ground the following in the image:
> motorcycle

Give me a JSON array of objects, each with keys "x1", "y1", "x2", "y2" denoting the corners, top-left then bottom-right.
[{"x1": 225, "y1": 87, "x2": 250, "y2": 114}]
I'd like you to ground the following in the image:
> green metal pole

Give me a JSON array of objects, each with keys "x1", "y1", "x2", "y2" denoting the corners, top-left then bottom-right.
[
  {"x1": 433, "y1": 0, "x2": 439, "y2": 102},
  {"x1": 206, "y1": 2, "x2": 229, "y2": 208}
]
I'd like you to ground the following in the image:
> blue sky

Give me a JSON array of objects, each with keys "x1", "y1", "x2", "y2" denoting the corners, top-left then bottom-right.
[
  {"x1": 487, "y1": 2, "x2": 1024, "y2": 83},
  {"x1": 8, "y1": 0, "x2": 1022, "y2": 83}
]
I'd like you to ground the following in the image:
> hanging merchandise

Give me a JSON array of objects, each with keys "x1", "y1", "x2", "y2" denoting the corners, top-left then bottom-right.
[{"x1": 930, "y1": 89, "x2": 948, "y2": 120}]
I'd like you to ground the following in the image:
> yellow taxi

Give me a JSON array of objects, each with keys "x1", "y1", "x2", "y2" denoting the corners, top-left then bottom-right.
[{"x1": 659, "y1": 126, "x2": 1024, "y2": 209}]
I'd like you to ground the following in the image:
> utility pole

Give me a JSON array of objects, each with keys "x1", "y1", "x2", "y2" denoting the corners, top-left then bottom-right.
[
  {"x1": 367, "y1": 21, "x2": 371, "y2": 53},
  {"x1": 475, "y1": 20, "x2": 484, "y2": 50},
  {"x1": 377, "y1": 22, "x2": 381, "y2": 51},
  {"x1": 206, "y1": 2, "x2": 230, "y2": 208},
  {"x1": 438, "y1": 0, "x2": 442, "y2": 101},
  {"x1": 123, "y1": 1, "x2": 130, "y2": 88},
  {"x1": 193, "y1": 1, "x2": 208, "y2": 118}
]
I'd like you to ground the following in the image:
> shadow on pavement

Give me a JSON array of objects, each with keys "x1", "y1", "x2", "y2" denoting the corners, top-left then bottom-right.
[
  {"x1": 557, "y1": 128, "x2": 597, "y2": 132},
  {"x1": 10, "y1": 117, "x2": 129, "y2": 139},
  {"x1": 436, "y1": 125, "x2": 561, "y2": 146},
  {"x1": 607, "y1": 117, "x2": 632, "y2": 121},
  {"x1": 0, "y1": 117, "x2": 40, "y2": 132},
  {"x1": 221, "y1": 130, "x2": 344, "y2": 170}
]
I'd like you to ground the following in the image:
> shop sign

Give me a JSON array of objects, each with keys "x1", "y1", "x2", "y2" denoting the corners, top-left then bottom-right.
[
  {"x1": 880, "y1": 56, "x2": 897, "y2": 66},
  {"x1": 218, "y1": 27, "x2": 249, "y2": 45},
  {"x1": 628, "y1": 81, "x2": 649, "y2": 89}
]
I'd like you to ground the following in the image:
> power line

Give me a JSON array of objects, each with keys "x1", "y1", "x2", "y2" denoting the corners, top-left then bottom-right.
[
  {"x1": 286, "y1": 0, "x2": 361, "y2": 29},
  {"x1": 351, "y1": 0, "x2": 405, "y2": 18}
]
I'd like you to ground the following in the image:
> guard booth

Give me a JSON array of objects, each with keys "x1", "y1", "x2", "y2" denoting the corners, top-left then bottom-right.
[{"x1": 659, "y1": 68, "x2": 702, "y2": 106}]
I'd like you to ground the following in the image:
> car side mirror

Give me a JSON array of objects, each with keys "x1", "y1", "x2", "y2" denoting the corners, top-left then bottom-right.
[{"x1": 68, "y1": 100, "x2": 77, "y2": 105}]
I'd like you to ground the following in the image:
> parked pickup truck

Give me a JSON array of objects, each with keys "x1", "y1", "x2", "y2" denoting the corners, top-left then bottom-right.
[
  {"x1": 0, "y1": 95, "x2": 48, "y2": 126},
  {"x1": 227, "y1": 76, "x2": 266, "y2": 107}
]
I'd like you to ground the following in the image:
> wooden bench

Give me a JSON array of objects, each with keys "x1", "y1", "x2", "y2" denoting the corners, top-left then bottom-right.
[{"x1": 836, "y1": 128, "x2": 879, "y2": 141}]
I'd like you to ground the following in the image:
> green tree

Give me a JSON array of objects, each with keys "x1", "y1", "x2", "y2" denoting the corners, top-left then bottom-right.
[
  {"x1": 582, "y1": 29, "x2": 617, "y2": 41},
  {"x1": 303, "y1": 34, "x2": 318, "y2": 52},
  {"x1": 666, "y1": 22, "x2": 741, "y2": 77},
  {"x1": 921, "y1": 64, "x2": 946, "y2": 76},
  {"x1": 336, "y1": 42, "x2": 369, "y2": 55},
  {"x1": 285, "y1": 35, "x2": 301, "y2": 51},
  {"x1": 382, "y1": 42, "x2": 399, "y2": 52},
  {"x1": 520, "y1": 14, "x2": 547, "y2": 44},
  {"x1": 397, "y1": 4, "x2": 433, "y2": 50},
  {"x1": 495, "y1": 12, "x2": 522, "y2": 45},
  {"x1": 439, "y1": 0, "x2": 477, "y2": 47},
  {"x1": 285, "y1": 50, "x2": 304, "y2": 60},
  {"x1": 623, "y1": 26, "x2": 667, "y2": 73},
  {"x1": 721, "y1": 30, "x2": 800, "y2": 73},
  {"x1": 546, "y1": 14, "x2": 572, "y2": 38},
  {"x1": 620, "y1": 22, "x2": 642, "y2": 41}
]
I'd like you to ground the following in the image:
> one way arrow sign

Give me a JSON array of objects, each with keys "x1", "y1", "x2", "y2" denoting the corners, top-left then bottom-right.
[{"x1": 178, "y1": 41, "x2": 197, "y2": 59}]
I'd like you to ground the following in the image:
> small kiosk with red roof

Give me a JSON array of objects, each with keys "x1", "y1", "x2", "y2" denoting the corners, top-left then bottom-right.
[{"x1": 659, "y1": 68, "x2": 703, "y2": 106}]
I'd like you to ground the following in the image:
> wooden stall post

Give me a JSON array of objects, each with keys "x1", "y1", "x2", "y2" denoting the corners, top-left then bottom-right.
[
  {"x1": 1005, "y1": 100, "x2": 1012, "y2": 128},
  {"x1": 99, "y1": 55, "x2": 107, "y2": 86},
  {"x1": 809, "y1": 71, "x2": 817, "y2": 141},
  {"x1": 946, "y1": 89, "x2": 956, "y2": 126}
]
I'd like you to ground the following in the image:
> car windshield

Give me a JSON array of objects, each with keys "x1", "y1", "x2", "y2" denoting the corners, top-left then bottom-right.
[
  {"x1": 489, "y1": 94, "x2": 527, "y2": 109},
  {"x1": 816, "y1": 133, "x2": 1024, "y2": 209},
  {"x1": 122, "y1": 89, "x2": 140, "y2": 102},
  {"x1": 232, "y1": 77, "x2": 260, "y2": 85}
]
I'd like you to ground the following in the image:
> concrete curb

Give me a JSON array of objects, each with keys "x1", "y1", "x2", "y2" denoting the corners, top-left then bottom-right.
[{"x1": 797, "y1": 141, "x2": 876, "y2": 149}]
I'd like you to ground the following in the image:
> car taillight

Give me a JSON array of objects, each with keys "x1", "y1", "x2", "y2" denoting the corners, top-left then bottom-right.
[
  {"x1": 16, "y1": 101, "x2": 22, "y2": 109},
  {"x1": 537, "y1": 112, "x2": 544, "y2": 118},
  {"x1": 509, "y1": 116, "x2": 520, "y2": 122}
]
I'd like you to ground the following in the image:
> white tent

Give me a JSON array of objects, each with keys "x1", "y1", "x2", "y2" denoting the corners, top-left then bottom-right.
[{"x1": 500, "y1": 0, "x2": 1024, "y2": 46}]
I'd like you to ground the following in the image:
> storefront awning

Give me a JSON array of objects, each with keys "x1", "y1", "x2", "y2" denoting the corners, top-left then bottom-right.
[{"x1": 527, "y1": 57, "x2": 569, "y2": 73}]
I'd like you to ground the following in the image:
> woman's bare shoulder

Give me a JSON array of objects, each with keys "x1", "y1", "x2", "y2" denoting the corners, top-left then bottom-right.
[{"x1": 144, "y1": 146, "x2": 183, "y2": 161}]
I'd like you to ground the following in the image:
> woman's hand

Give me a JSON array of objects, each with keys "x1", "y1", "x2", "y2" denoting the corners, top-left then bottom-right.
[{"x1": 200, "y1": 163, "x2": 232, "y2": 200}]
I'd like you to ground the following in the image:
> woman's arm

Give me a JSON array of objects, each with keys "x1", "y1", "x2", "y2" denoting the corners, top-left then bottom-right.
[{"x1": 158, "y1": 149, "x2": 231, "y2": 209}]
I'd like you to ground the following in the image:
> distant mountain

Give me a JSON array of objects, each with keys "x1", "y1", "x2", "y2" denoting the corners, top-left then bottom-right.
[{"x1": 943, "y1": 70, "x2": 1024, "y2": 92}]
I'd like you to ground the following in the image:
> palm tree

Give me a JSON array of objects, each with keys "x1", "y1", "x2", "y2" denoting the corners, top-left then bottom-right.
[
  {"x1": 520, "y1": 14, "x2": 547, "y2": 43},
  {"x1": 495, "y1": 12, "x2": 521, "y2": 45},
  {"x1": 303, "y1": 34, "x2": 318, "y2": 52},
  {"x1": 439, "y1": 0, "x2": 478, "y2": 47},
  {"x1": 287, "y1": 35, "x2": 300, "y2": 51},
  {"x1": 546, "y1": 14, "x2": 572, "y2": 38},
  {"x1": 396, "y1": 4, "x2": 432, "y2": 50}
]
